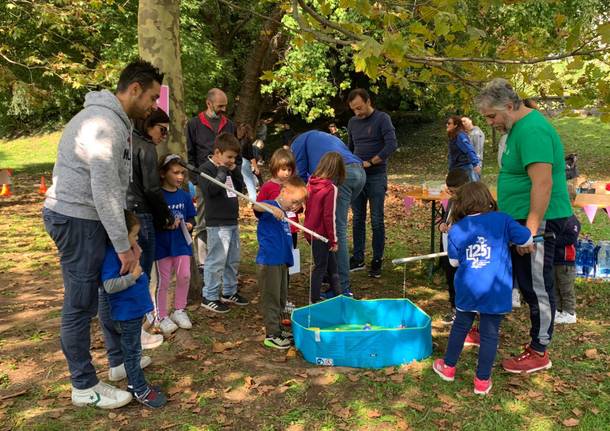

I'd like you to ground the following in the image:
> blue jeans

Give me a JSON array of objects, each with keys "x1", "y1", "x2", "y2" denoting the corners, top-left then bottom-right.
[
  {"x1": 203, "y1": 225, "x2": 240, "y2": 300},
  {"x1": 444, "y1": 311, "x2": 503, "y2": 380},
  {"x1": 241, "y1": 159, "x2": 258, "y2": 202},
  {"x1": 135, "y1": 212, "x2": 155, "y2": 278},
  {"x1": 42, "y1": 208, "x2": 107, "y2": 389},
  {"x1": 113, "y1": 317, "x2": 147, "y2": 395},
  {"x1": 98, "y1": 288, "x2": 125, "y2": 368},
  {"x1": 337, "y1": 163, "x2": 366, "y2": 290},
  {"x1": 351, "y1": 171, "x2": 387, "y2": 262}
]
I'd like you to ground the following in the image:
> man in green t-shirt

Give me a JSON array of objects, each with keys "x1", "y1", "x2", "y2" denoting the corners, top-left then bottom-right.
[{"x1": 476, "y1": 78, "x2": 573, "y2": 374}]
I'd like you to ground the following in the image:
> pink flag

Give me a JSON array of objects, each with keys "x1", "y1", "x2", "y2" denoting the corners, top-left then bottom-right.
[
  {"x1": 582, "y1": 204, "x2": 598, "y2": 224},
  {"x1": 158, "y1": 85, "x2": 169, "y2": 114},
  {"x1": 441, "y1": 199, "x2": 449, "y2": 211},
  {"x1": 606, "y1": 206, "x2": 610, "y2": 220},
  {"x1": 403, "y1": 196, "x2": 415, "y2": 213}
]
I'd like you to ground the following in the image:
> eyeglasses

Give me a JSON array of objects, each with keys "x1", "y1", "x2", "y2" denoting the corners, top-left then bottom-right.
[{"x1": 158, "y1": 125, "x2": 168, "y2": 136}]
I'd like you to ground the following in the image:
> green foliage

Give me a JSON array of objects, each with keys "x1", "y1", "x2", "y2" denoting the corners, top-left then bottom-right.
[{"x1": 261, "y1": 40, "x2": 339, "y2": 122}]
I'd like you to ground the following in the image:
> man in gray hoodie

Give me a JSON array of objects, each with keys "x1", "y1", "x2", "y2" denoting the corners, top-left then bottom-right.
[{"x1": 42, "y1": 59, "x2": 163, "y2": 409}]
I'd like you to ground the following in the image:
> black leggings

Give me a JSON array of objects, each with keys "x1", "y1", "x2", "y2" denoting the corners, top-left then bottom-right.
[{"x1": 311, "y1": 240, "x2": 340, "y2": 302}]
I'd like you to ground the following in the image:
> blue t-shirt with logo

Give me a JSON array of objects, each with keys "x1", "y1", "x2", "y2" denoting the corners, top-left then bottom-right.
[
  {"x1": 155, "y1": 189, "x2": 197, "y2": 260},
  {"x1": 101, "y1": 245, "x2": 154, "y2": 321},
  {"x1": 447, "y1": 212, "x2": 531, "y2": 314},
  {"x1": 255, "y1": 200, "x2": 294, "y2": 266}
]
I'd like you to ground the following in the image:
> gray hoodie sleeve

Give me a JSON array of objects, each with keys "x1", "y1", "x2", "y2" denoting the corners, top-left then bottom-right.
[
  {"x1": 103, "y1": 273, "x2": 136, "y2": 294},
  {"x1": 87, "y1": 122, "x2": 131, "y2": 252}
]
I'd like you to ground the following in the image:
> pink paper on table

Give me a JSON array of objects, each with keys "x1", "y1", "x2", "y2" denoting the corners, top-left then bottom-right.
[
  {"x1": 606, "y1": 206, "x2": 610, "y2": 221},
  {"x1": 441, "y1": 199, "x2": 449, "y2": 211},
  {"x1": 158, "y1": 85, "x2": 169, "y2": 114},
  {"x1": 582, "y1": 204, "x2": 597, "y2": 223},
  {"x1": 403, "y1": 196, "x2": 415, "y2": 213}
]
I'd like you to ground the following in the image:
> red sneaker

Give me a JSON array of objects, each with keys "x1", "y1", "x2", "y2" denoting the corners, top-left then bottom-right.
[
  {"x1": 474, "y1": 376, "x2": 492, "y2": 395},
  {"x1": 464, "y1": 327, "x2": 480, "y2": 347},
  {"x1": 501, "y1": 345, "x2": 552, "y2": 374},
  {"x1": 432, "y1": 359, "x2": 456, "y2": 382}
]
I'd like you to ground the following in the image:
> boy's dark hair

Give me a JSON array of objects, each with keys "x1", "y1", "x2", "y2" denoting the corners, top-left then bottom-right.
[
  {"x1": 450, "y1": 182, "x2": 498, "y2": 223},
  {"x1": 269, "y1": 148, "x2": 296, "y2": 177},
  {"x1": 214, "y1": 132, "x2": 241, "y2": 154},
  {"x1": 116, "y1": 59, "x2": 164, "y2": 93},
  {"x1": 312, "y1": 152, "x2": 346, "y2": 185},
  {"x1": 124, "y1": 210, "x2": 141, "y2": 233},
  {"x1": 347, "y1": 88, "x2": 370, "y2": 104},
  {"x1": 158, "y1": 153, "x2": 185, "y2": 175},
  {"x1": 446, "y1": 169, "x2": 470, "y2": 188}
]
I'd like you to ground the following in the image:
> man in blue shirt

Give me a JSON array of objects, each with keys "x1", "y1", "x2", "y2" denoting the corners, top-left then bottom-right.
[
  {"x1": 347, "y1": 88, "x2": 398, "y2": 278},
  {"x1": 291, "y1": 130, "x2": 365, "y2": 296}
]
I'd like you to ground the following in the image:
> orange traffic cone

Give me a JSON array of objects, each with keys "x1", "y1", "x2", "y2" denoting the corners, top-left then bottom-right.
[
  {"x1": 0, "y1": 183, "x2": 12, "y2": 197},
  {"x1": 39, "y1": 176, "x2": 47, "y2": 195}
]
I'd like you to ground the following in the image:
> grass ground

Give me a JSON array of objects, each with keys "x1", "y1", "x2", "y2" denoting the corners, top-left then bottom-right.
[{"x1": 0, "y1": 117, "x2": 609, "y2": 431}]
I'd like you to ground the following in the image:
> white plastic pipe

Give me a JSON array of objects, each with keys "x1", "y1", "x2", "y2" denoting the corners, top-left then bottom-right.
[
  {"x1": 185, "y1": 163, "x2": 328, "y2": 243},
  {"x1": 392, "y1": 251, "x2": 447, "y2": 265}
]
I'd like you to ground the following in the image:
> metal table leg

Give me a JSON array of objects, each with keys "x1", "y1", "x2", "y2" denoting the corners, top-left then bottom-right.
[{"x1": 428, "y1": 200, "x2": 436, "y2": 278}]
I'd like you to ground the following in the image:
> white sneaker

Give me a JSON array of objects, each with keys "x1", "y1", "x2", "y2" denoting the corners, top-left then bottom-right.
[
  {"x1": 108, "y1": 356, "x2": 152, "y2": 382},
  {"x1": 72, "y1": 381, "x2": 133, "y2": 409},
  {"x1": 512, "y1": 289, "x2": 521, "y2": 308},
  {"x1": 555, "y1": 312, "x2": 577, "y2": 324},
  {"x1": 141, "y1": 328, "x2": 164, "y2": 350},
  {"x1": 170, "y1": 309, "x2": 192, "y2": 329},
  {"x1": 158, "y1": 317, "x2": 179, "y2": 335}
]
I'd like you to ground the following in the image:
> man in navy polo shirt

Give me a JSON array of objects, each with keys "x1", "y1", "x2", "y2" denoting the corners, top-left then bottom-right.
[
  {"x1": 291, "y1": 130, "x2": 365, "y2": 296},
  {"x1": 347, "y1": 88, "x2": 397, "y2": 278}
]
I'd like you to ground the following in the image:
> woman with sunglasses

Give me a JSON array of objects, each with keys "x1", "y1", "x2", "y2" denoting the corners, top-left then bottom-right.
[{"x1": 125, "y1": 108, "x2": 176, "y2": 350}]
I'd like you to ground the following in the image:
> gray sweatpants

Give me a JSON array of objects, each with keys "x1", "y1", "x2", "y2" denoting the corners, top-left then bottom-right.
[
  {"x1": 257, "y1": 264, "x2": 288, "y2": 337},
  {"x1": 553, "y1": 265, "x2": 576, "y2": 315}
]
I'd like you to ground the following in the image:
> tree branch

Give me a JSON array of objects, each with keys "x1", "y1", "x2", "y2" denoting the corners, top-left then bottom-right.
[
  {"x1": 290, "y1": 0, "x2": 354, "y2": 46},
  {"x1": 296, "y1": 0, "x2": 362, "y2": 41}
]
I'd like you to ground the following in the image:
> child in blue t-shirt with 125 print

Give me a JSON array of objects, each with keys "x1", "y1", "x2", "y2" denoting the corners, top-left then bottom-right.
[{"x1": 432, "y1": 182, "x2": 532, "y2": 395}]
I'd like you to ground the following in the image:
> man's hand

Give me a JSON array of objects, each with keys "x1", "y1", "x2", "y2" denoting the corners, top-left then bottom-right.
[
  {"x1": 474, "y1": 165, "x2": 482, "y2": 175},
  {"x1": 118, "y1": 249, "x2": 138, "y2": 275},
  {"x1": 270, "y1": 206, "x2": 285, "y2": 220},
  {"x1": 330, "y1": 244, "x2": 338, "y2": 252},
  {"x1": 516, "y1": 226, "x2": 537, "y2": 255},
  {"x1": 131, "y1": 263, "x2": 143, "y2": 279},
  {"x1": 439, "y1": 222, "x2": 449, "y2": 233}
]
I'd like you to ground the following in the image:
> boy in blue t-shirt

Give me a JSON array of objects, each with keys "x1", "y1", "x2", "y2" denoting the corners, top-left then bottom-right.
[
  {"x1": 433, "y1": 182, "x2": 531, "y2": 396},
  {"x1": 254, "y1": 177, "x2": 307, "y2": 350},
  {"x1": 100, "y1": 211, "x2": 167, "y2": 409}
]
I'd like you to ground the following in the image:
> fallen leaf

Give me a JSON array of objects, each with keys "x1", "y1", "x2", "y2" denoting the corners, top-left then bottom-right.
[
  {"x1": 367, "y1": 409, "x2": 382, "y2": 418},
  {"x1": 244, "y1": 376, "x2": 255, "y2": 389},
  {"x1": 141, "y1": 409, "x2": 151, "y2": 417},
  {"x1": 562, "y1": 418, "x2": 579, "y2": 427},
  {"x1": 286, "y1": 347, "x2": 297, "y2": 359},
  {"x1": 571, "y1": 408, "x2": 582, "y2": 417},
  {"x1": 347, "y1": 374, "x2": 360, "y2": 382},
  {"x1": 405, "y1": 400, "x2": 425, "y2": 412},
  {"x1": 209, "y1": 322, "x2": 227, "y2": 333},
  {"x1": 108, "y1": 412, "x2": 118, "y2": 419},
  {"x1": 584, "y1": 349, "x2": 598, "y2": 359},
  {"x1": 437, "y1": 394, "x2": 456, "y2": 406},
  {"x1": 591, "y1": 408, "x2": 600, "y2": 415},
  {"x1": 390, "y1": 374, "x2": 404, "y2": 383},
  {"x1": 384, "y1": 368, "x2": 396, "y2": 376},
  {"x1": 286, "y1": 425, "x2": 304, "y2": 431}
]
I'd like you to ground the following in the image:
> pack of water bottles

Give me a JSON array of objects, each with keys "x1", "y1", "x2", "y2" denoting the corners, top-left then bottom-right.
[{"x1": 575, "y1": 238, "x2": 610, "y2": 278}]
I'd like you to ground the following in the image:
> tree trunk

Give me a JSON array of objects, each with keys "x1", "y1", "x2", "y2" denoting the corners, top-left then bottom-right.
[
  {"x1": 138, "y1": 0, "x2": 187, "y2": 158},
  {"x1": 234, "y1": 8, "x2": 284, "y2": 127}
]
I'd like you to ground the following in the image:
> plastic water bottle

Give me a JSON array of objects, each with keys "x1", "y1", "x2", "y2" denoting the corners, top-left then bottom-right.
[
  {"x1": 363, "y1": 323, "x2": 372, "y2": 331},
  {"x1": 595, "y1": 241, "x2": 610, "y2": 278},
  {"x1": 575, "y1": 238, "x2": 596, "y2": 278}
]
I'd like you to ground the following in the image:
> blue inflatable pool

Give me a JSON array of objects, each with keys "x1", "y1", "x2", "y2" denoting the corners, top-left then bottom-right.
[{"x1": 291, "y1": 296, "x2": 432, "y2": 368}]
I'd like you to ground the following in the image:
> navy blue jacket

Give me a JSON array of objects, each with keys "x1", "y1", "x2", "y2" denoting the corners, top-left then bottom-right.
[{"x1": 347, "y1": 110, "x2": 397, "y2": 175}]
